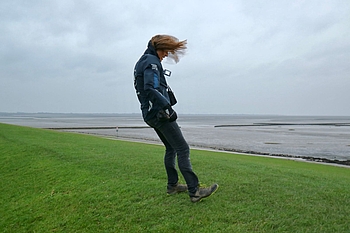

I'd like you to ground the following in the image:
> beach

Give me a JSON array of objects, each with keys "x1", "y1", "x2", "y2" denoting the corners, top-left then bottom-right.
[{"x1": 1, "y1": 112, "x2": 349, "y2": 165}]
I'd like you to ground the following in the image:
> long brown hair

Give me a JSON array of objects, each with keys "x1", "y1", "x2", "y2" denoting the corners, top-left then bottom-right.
[{"x1": 151, "y1": 35, "x2": 187, "y2": 63}]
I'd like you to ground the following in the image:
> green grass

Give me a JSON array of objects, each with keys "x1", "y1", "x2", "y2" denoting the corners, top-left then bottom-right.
[{"x1": 1, "y1": 123, "x2": 350, "y2": 233}]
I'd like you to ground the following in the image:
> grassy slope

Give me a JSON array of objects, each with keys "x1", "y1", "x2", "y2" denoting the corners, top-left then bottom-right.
[{"x1": 0, "y1": 123, "x2": 350, "y2": 233}]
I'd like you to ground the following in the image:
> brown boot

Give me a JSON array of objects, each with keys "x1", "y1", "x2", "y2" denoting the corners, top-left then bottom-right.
[
  {"x1": 190, "y1": 184, "x2": 219, "y2": 203},
  {"x1": 167, "y1": 183, "x2": 188, "y2": 195}
]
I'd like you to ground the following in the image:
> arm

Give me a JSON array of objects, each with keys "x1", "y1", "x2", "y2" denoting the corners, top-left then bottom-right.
[{"x1": 143, "y1": 64, "x2": 170, "y2": 109}]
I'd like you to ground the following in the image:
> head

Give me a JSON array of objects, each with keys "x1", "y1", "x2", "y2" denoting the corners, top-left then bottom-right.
[{"x1": 151, "y1": 35, "x2": 187, "y2": 63}]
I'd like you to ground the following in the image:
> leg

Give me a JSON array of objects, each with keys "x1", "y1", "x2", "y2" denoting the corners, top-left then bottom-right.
[
  {"x1": 156, "y1": 121, "x2": 199, "y2": 194},
  {"x1": 154, "y1": 128, "x2": 179, "y2": 188},
  {"x1": 147, "y1": 118, "x2": 218, "y2": 201}
]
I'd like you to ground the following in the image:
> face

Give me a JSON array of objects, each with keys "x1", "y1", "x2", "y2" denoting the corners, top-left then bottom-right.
[{"x1": 157, "y1": 50, "x2": 169, "y2": 61}]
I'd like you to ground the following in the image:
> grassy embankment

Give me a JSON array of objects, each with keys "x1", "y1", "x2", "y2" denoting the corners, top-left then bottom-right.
[{"x1": 1, "y1": 123, "x2": 350, "y2": 232}]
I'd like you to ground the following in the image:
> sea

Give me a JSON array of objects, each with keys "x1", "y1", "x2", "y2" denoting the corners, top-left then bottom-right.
[{"x1": 1, "y1": 112, "x2": 349, "y2": 164}]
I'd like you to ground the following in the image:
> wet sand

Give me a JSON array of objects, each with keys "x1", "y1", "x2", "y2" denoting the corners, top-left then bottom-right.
[{"x1": 1, "y1": 113, "x2": 349, "y2": 166}]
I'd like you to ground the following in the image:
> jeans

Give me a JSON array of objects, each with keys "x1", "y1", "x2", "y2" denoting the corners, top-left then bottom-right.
[{"x1": 146, "y1": 118, "x2": 199, "y2": 194}]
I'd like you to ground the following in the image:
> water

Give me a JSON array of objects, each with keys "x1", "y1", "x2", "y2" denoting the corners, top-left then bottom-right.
[{"x1": 1, "y1": 113, "x2": 349, "y2": 163}]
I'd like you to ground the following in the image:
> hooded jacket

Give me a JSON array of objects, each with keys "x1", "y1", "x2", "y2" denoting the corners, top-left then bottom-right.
[{"x1": 134, "y1": 41, "x2": 171, "y2": 122}]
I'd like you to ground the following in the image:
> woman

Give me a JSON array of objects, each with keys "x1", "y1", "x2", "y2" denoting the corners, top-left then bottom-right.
[{"x1": 133, "y1": 35, "x2": 218, "y2": 203}]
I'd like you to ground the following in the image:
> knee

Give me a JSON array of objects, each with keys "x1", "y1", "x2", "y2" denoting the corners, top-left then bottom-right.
[
  {"x1": 178, "y1": 143, "x2": 189, "y2": 156},
  {"x1": 164, "y1": 149, "x2": 176, "y2": 165},
  {"x1": 165, "y1": 147, "x2": 176, "y2": 155}
]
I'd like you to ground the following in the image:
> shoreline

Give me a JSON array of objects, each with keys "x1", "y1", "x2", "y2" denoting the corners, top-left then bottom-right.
[
  {"x1": 63, "y1": 130, "x2": 350, "y2": 168},
  {"x1": 1, "y1": 113, "x2": 349, "y2": 165}
]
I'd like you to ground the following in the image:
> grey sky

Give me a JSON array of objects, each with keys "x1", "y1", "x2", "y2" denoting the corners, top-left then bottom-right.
[{"x1": 1, "y1": 0, "x2": 349, "y2": 115}]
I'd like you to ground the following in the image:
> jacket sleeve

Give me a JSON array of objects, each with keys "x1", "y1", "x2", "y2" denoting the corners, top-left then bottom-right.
[{"x1": 143, "y1": 65, "x2": 170, "y2": 109}]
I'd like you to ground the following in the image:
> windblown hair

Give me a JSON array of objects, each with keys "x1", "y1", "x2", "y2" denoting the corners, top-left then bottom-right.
[{"x1": 151, "y1": 35, "x2": 187, "y2": 63}]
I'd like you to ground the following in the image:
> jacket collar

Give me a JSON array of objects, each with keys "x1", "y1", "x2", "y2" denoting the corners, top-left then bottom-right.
[{"x1": 144, "y1": 40, "x2": 160, "y2": 59}]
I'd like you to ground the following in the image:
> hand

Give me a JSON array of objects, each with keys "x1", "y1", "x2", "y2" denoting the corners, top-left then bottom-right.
[
  {"x1": 157, "y1": 106, "x2": 177, "y2": 122},
  {"x1": 157, "y1": 109, "x2": 170, "y2": 121},
  {"x1": 166, "y1": 107, "x2": 177, "y2": 122}
]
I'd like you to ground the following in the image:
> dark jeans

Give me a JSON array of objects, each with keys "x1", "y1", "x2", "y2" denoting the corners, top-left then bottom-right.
[{"x1": 146, "y1": 118, "x2": 199, "y2": 194}]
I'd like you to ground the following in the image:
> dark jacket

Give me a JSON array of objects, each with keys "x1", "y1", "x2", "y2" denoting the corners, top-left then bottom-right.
[{"x1": 134, "y1": 41, "x2": 171, "y2": 122}]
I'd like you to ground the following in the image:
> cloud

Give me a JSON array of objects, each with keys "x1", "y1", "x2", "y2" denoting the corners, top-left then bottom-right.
[{"x1": 1, "y1": 0, "x2": 350, "y2": 115}]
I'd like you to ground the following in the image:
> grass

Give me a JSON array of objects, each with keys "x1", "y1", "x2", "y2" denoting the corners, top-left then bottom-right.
[{"x1": 1, "y1": 123, "x2": 350, "y2": 232}]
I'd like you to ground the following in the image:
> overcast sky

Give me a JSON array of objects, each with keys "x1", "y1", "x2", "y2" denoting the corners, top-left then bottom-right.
[{"x1": 1, "y1": 0, "x2": 349, "y2": 116}]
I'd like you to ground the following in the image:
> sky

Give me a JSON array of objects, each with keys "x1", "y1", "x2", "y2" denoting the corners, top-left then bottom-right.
[{"x1": 1, "y1": 0, "x2": 350, "y2": 116}]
